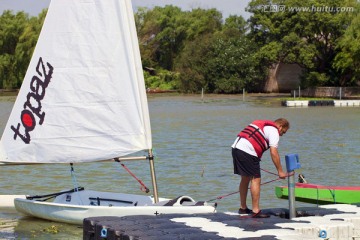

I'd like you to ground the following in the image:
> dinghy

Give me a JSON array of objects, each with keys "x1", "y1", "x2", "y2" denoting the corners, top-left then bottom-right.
[
  {"x1": 275, "y1": 183, "x2": 360, "y2": 205},
  {"x1": 0, "y1": 0, "x2": 216, "y2": 225}
]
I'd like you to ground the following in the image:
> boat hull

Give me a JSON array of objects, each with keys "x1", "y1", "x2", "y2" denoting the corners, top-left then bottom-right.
[
  {"x1": 275, "y1": 183, "x2": 360, "y2": 204},
  {"x1": 14, "y1": 190, "x2": 216, "y2": 225}
]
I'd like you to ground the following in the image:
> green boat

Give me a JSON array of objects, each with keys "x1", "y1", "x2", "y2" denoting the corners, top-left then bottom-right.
[{"x1": 275, "y1": 183, "x2": 360, "y2": 205}]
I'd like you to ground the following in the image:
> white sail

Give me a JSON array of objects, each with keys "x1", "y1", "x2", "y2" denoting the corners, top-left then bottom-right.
[{"x1": 0, "y1": 0, "x2": 152, "y2": 164}]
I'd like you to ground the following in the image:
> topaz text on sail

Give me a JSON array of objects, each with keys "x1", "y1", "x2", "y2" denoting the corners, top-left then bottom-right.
[{"x1": 11, "y1": 57, "x2": 54, "y2": 144}]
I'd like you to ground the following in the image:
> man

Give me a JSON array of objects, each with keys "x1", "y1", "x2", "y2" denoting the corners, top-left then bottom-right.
[{"x1": 231, "y1": 118, "x2": 289, "y2": 218}]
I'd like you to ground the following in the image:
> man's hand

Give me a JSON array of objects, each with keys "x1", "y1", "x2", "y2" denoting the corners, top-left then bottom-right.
[{"x1": 278, "y1": 170, "x2": 287, "y2": 179}]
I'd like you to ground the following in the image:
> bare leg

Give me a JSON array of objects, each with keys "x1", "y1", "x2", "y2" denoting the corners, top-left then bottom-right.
[
  {"x1": 239, "y1": 176, "x2": 251, "y2": 209},
  {"x1": 250, "y1": 177, "x2": 261, "y2": 213}
]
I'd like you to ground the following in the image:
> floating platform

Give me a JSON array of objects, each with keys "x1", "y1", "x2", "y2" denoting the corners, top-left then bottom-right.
[
  {"x1": 282, "y1": 100, "x2": 310, "y2": 107},
  {"x1": 282, "y1": 100, "x2": 360, "y2": 107},
  {"x1": 83, "y1": 204, "x2": 360, "y2": 239},
  {"x1": 333, "y1": 100, "x2": 360, "y2": 107}
]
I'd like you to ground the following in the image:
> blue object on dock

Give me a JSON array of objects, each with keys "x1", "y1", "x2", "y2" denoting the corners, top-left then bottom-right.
[
  {"x1": 100, "y1": 227, "x2": 108, "y2": 238},
  {"x1": 285, "y1": 154, "x2": 301, "y2": 172},
  {"x1": 319, "y1": 229, "x2": 327, "y2": 238}
]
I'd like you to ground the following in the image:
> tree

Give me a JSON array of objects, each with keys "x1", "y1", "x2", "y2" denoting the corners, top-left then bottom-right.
[
  {"x1": 14, "y1": 10, "x2": 47, "y2": 88},
  {"x1": 247, "y1": 0, "x2": 358, "y2": 87},
  {"x1": 175, "y1": 15, "x2": 266, "y2": 93},
  {"x1": 223, "y1": 15, "x2": 247, "y2": 36},
  {"x1": 183, "y1": 8, "x2": 222, "y2": 41},
  {"x1": 135, "y1": 6, "x2": 186, "y2": 70},
  {"x1": 333, "y1": 11, "x2": 360, "y2": 86},
  {"x1": 0, "y1": 11, "x2": 28, "y2": 89},
  {"x1": 135, "y1": 6, "x2": 223, "y2": 71},
  {"x1": 206, "y1": 36, "x2": 265, "y2": 93},
  {"x1": 0, "y1": 10, "x2": 45, "y2": 89}
]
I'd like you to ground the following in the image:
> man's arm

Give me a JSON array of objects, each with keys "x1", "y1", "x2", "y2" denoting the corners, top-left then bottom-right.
[{"x1": 269, "y1": 146, "x2": 287, "y2": 179}]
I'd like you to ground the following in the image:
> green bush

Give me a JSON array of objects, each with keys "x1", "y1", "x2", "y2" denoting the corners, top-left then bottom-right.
[{"x1": 144, "y1": 69, "x2": 180, "y2": 90}]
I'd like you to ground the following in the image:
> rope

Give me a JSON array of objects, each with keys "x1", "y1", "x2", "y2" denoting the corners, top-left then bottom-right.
[
  {"x1": 260, "y1": 168, "x2": 279, "y2": 176},
  {"x1": 70, "y1": 163, "x2": 80, "y2": 190},
  {"x1": 114, "y1": 159, "x2": 150, "y2": 193},
  {"x1": 70, "y1": 163, "x2": 84, "y2": 205},
  {"x1": 207, "y1": 169, "x2": 294, "y2": 202}
]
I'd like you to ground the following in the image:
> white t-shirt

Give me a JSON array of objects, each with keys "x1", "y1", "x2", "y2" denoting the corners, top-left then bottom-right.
[{"x1": 232, "y1": 126, "x2": 279, "y2": 157}]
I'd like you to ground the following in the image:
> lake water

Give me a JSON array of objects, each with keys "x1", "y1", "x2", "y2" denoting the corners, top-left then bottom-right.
[{"x1": 0, "y1": 94, "x2": 359, "y2": 239}]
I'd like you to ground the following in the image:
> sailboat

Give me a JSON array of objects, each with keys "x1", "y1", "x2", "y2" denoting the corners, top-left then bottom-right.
[{"x1": 0, "y1": 0, "x2": 216, "y2": 225}]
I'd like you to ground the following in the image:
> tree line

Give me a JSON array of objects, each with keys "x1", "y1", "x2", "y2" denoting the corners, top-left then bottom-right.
[{"x1": 0, "y1": 0, "x2": 359, "y2": 93}]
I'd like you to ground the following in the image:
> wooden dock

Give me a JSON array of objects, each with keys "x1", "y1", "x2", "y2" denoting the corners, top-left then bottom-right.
[{"x1": 83, "y1": 204, "x2": 360, "y2": 239}]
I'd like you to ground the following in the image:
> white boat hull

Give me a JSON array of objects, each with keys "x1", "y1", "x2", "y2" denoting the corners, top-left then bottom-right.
[{"x1": 14, "y1": 190, "x2": 216, "y2": 225}]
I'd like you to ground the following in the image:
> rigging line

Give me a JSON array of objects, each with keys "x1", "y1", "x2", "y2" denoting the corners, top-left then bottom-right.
[
  {"x1": 260, "y1": 168, "x2": 279, "y2": 176},
  {"x1": 70, "y1": 163, "x2": 80, "y2": 190},
  {"x1": 114, "y1": 158, "x2": 150, "y2": 193},
  {"x1": 207, "y1": 177, "x2": 282, "y2": 202},
  {"x1": 207, "y1": 172, "x2": 295, "y2": 202},
  {"x1": 70, "y1": 163, "x2": 84, "y2": 205}
]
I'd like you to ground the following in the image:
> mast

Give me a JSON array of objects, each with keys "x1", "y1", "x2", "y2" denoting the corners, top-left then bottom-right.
[{"x1": 148, "y1": 149, "x2": 159, "y2": 203}]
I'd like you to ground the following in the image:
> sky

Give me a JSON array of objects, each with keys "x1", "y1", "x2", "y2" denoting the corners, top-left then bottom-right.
[{"x1": 0, "y1": 0, "x2": 251, "y2": 20}]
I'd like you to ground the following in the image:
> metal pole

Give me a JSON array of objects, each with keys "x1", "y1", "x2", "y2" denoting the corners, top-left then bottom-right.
[
  {"x1": 243, "y1": 88, "x2": 245, "y2": 101},
  {"x1": 288, "y1": 171, "x2": 296, "y2": 219},
  {"x1": 339, "y1": 87, "x2": 342, "y2": 100},
  {"x1": 148, "y1": 149, "x2": 159, "y2": 203}
]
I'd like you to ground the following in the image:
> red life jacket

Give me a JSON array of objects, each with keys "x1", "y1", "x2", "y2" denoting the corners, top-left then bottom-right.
[{"x1": 237, "y1": 120, "x2": 279, "y2": 158}]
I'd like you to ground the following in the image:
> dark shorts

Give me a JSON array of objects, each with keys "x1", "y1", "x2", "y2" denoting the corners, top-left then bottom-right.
[{"x1": 232, "y1": 148, "x2": 261, "y2": 178}]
